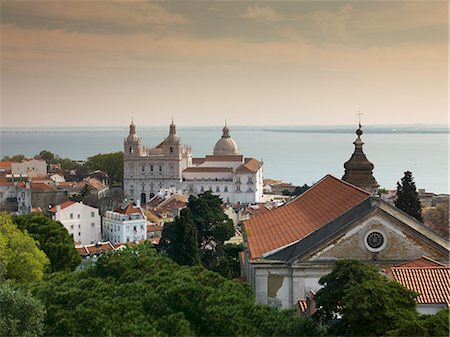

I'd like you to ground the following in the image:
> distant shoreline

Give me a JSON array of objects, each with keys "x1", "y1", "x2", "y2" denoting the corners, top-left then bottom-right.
[{"x1": 1, "y1": 125, "x2": 449, "y2": 135}]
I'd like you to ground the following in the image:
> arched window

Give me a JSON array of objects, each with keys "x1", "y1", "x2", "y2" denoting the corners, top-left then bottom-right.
[{"x1": 140, "y1": 193, "x2": 146, "y2": 205}]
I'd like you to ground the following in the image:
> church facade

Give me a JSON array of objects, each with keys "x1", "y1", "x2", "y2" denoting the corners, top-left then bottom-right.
[
  {"x1": 123, "y1": 121, "x2": 263, "y2": 204},
  {"x1": 242, "y1": 125, "x2": 449, "y2": 309}
]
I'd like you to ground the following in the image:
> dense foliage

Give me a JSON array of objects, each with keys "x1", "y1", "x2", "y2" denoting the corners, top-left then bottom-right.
[
  {"x1": 163, "y1": 208, "x2": 201, "y2": 266},
  {"x1": 0, "y1": 284, "x2": 45, "y2": 337},
  {"x1": 395, "y1": 170, "x2": 423, "y2": 222},
  {"x1": 86, "y1": 152, "x2": 123, "y2": 186},
  {"x1": 313, "y1": 260, "x2": 445, "y2": 337},
  {"x1": 12, "y1": 214, "x2": 81, "y2": 272},
  {"x1": 30, "y1": 243, "x2": 324, "y2": 337},
  {"x1": 386, "y1": 308, "x2": 450, "y2": 337},
  {"x1": 160, "y1": 192, "x2": 238, "y2": 277},
  {"x1": 0, "y1": 213, "x2": 49, "y2": 283}
]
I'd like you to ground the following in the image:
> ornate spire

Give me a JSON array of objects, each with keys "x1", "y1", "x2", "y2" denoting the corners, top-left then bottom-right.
[
  {"x1": 167, "y1": 119, "x2": 180, "y2": 144},
  {"x1": 222, "y1": 121, "x2": 230, "y2": 138},
  {"x1": 342, "y1": 123, "x2": 379, "y2": 194}
]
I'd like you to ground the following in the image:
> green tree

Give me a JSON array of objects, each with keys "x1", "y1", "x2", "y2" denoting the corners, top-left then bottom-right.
[
  {"x1": 342, "y1": 278, "x2": 418, "y2": 336},
  {"x1": 395, "y1": 171, "x2": 423, "y2": 222},
  {"x1": 314, "y1": 259, "x2": 380, "y2": 322},
  {"x1": 293, "y1": 184, "x2": 310, "y2": 196},
  {"x1": 30, "y1": 243, "x2": 323, "y2": 337},
  {"x1": 34, "y1": 150, "x2": 60, "y2": 164},
  {"x1": 314, "y1": 260, "x2": 420, "y2": 336},
  {"x1": 0, "y1": 213, "x2": 49, "y2": 283},
  {"x1": 12, "y1": 214, "x2": 80, "y2": 272},
  {"x1": 161, "y1": 192, "x2": 235, "y2": 275},
  {"x1": 0, "y1": 284, "x2": 45, "y2": 337},
  {"x1": 86, "y1": 152, "x2": 123, "y2": 186},
  {"x1": 2, "y1": 154, "x2": 25, "y2": 162},
  {"x1": 163, "y1": 208, "x2": 200, "y2": 266},
  {"x1": 386, "y1": 308, "x2": 450, "y2": 337}
]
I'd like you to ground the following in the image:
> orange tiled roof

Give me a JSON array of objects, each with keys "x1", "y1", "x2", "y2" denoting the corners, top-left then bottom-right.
[
  {"x1": 388, "y1": 267, "x2": 450, "y2": 305},
  {"x1": 76, "y1": 242, "x2": 115, "y2": 256},
  {"x1": 147, "y1": 224, "x2": 164, "y2": 232},
  {"x1": 0, "y1": 161, "x2": 13, "y2": 170},
  {"x1": 244, "y1": 175, "x2": 371, "y2": 259},
  {"x1": 183, "y1": 167, "x2": 233, "y2": 173},
  {"x1": 49, "y1": 200, "x2": 76, "y2": 212},
  {"x1": 114, "y1": 203, "x2": 142, "y2": 215},
  {"x1": 192, "y1": 158, "x2": 205, "y2": 165},
  {"x1": 390, "y1": 256, "x2": 449, "y2": 269},
  {"x1": 236, "y1": 158, "x2": 262, "y2": 173},
  {"x1": 30, "y1": 182, "x2": 56, "y2": 191},
  {"x1": 204, "y1": 155, "x2": 244, "y2": 162},
  {"x1": 297, "y1": 299, "x2": 308, "y2": 315},
  {"x1": 31, "y1": 207, "x2": 43, "y2": 213}
]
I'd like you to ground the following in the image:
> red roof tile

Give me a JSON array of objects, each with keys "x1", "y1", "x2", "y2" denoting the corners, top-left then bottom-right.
[
  {"x1": 30, "y1": 182, "x2": 56, "y2": 191},
  {"x1": 49, "y1": 200, "x2": 76, "y2": 212},
  {"x1": 114, "y1": 203, "x2": 142, "y2": 215},
  {"x1": 236, "y1": 158, "x2": 262, "y2": 173},
  {"x1": 192, "y1": 158, "x2": 205, "y2": 165},
  {"x1": 389, "y1": 256, "x2": 448, "y2": 269},
  {"x1": 183, "y1": 167, "x2": 233, "y2": 173},
  {"x1": 76, "y1": 242, "x2": 115, "y2": 256},
  {"x1": 387, "y1": 267, "x2": 450, "y2": 305},
  {"x1": 0, "y1": 161, "x2": 13, "y2": 170},
  {"x1": 297, "y1": 299, "x2": 308, "y2": 315},
  {"x1": 204, "y1": 155, "x2": 244, "y2": 162},
  {"x1": 244, "y1": 175, "x2": 371, "y2": 259}
]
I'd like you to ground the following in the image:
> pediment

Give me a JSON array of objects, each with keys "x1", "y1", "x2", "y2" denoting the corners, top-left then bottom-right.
[{"x1": 299, "y1": 208, "x2": 448, "y2": 264}]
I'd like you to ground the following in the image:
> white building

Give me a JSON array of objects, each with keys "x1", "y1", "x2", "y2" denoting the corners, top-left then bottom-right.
[
  {"x1": 103, "y1": 202, "x2": 147, "y2": 244},
  {"x1": 49, "y1": 201, "x2": 101, "y2": 245},
  {"x1": 11, "y1": 158, "x2": 47, "y2": 177},
  {"x1": 123, "y1": 121, "x2": 263, "y2": 204}
]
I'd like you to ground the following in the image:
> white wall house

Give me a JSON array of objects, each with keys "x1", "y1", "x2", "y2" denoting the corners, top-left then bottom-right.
[
  {"x1": 103, "y1": 203, "x2": 147, "y2": 244},
  {"x1": 11, "y1": 158, "x2": 47, "y2": 177},
  {"x1": 49, "y1": 201, "x2": 101, "y2": 245}
]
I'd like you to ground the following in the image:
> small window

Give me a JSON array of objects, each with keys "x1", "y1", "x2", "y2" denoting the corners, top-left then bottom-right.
[
  {"x1": 159, "y1": 165, "x2": 162, "y2": 172},
  {"x1": 77, "y1": 214, "x2": 80, "y2": 219},
  {"x1": 150, "y1": 165, "x2": 154, "y2": 172},
  {"x1": 70, "y1": 213, "x2": 73, "y2": 219},
  {"x1": 70, "y1": 224, "x2": 74, "y2": 230},
  {"x1": 216, "y1": 186, "x2": 220, "y2": 192},
  {"x1": 91, "y1": 212, "x2": 95, "y2": 218},
  {"x1": 78, "y1": 224, "x2": 81, "y2": 229},
  {"x1": 224, "y1": 186, "x2": 228, "y2": 192},
  {"x1": 91, "y1": 223, "x2": 95, "y2": 228},
  {"x1": 78, "y1": 232, "x2": 81, "y2": 237}
]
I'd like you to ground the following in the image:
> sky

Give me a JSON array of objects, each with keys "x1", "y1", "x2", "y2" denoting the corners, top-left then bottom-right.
[{"x1": 1, "y1": 0, "x2": 448, "y2": 127}]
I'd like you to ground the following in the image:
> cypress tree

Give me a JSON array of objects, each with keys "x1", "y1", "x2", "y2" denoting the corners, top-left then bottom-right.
[
  {"x1": 168, "y1": 208, "x2": 200, "y2": 266},
  {"x1": 395, "y1": 171, "x2": 423, "y2": 222}
]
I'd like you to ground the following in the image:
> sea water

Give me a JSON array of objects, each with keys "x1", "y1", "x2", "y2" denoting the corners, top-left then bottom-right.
[{"x1": 1, "y1": 126, "x2": 448, "y2": 194}]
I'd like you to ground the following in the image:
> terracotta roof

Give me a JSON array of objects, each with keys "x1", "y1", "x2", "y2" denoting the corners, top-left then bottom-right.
[
  {"x1": 192, "y1": 158, "x2": 205, "y2": 165},
  {"x1": 204, "y1": 155, "x2": 244, "y2": 162},
  {"x1": 114, "y1": 202, "x2": 142, "y2": 215},
  {"x1": 183, "y1": 167, "x2": 233, "y2": 173},
  {"x1": 76, "y1": 242, "x2": 115, "y2": 256},
  {"x1": 29, "y1": 176, "x2": 51, "y2": 182},
  {"x1": 244, "y1": 175, "x2": 371, "y2": 259},
  {"x1": 86, "y1": 177, "x2": 107, "y2": 191},
  {"x1": 297, "y1": 299, "x2": 308, "y2": 315},
  {"x1": 147, "y1": 225, "x2": 164, "y2": 232},
  {"x1": 49, "y1": 200, "x2": 76, "y2": 212},
  {"x1": 31, "y1": 207, "x2": 43, "y2": 213},
  {"x1": 30, "y1": 182, "x2": 56, "y2": 191},
  {"x1": 150, "y1": 237, "x2": 160, "y2": 245},
  {"x1": 389, "y1": 256, "x2": 449, "y2": 269},
  {"x1": 387, "y1": 267, "x2": 450, "y2": 305},
  {"x1": 0, "y1": 161, "x2": 13, "y2": 170},
  {"x1": 236, "y1": 158, "x2": 262, "y2": 173}
]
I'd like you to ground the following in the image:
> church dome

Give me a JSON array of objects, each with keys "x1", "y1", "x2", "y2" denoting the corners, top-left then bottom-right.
[{"x1": 213, "y1": 125, "x2": 239, "y2": 155}]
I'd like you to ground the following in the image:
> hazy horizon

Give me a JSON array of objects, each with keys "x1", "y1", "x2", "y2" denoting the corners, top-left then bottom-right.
[{"x1": 1, "y1": 1, "x2": 448, "y2": 128}]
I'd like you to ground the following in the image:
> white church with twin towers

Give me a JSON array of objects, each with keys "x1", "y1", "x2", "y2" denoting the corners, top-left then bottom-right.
[{"x1": 123, "y1": 120, "x2": 264, "y2": 205}]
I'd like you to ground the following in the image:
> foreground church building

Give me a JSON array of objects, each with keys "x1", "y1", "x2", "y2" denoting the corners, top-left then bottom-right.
[
  {"x1": 123, "y1": 121, "x2": 263, "y2": 204},
  {"x1": 243, "y1": 124, "x2": 449, "y2": 309}
]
